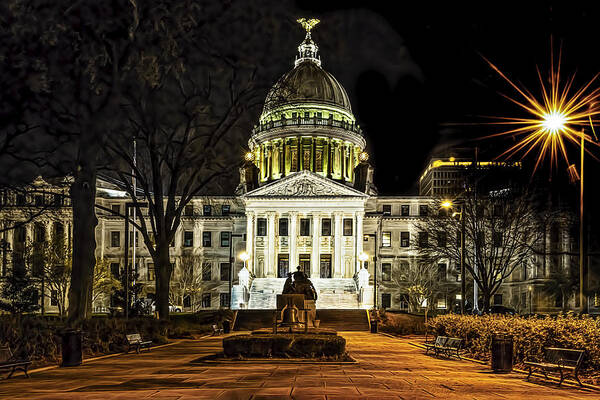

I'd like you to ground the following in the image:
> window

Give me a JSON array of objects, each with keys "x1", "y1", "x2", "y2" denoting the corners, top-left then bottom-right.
[
  {"x1": 183, "y1": 231, "x2": 194, "y2": 247},
  {"x1": 382, "y1": 263, "x2": 391, "y2": 281},
  {"x1": 382, "y1": 205, "x2": 392, "y2": 216},
  {"x1": 34, "y1": 224, "x2": 45, "y2": 243},
  {"x1": 400, "y1": 232, "x2": 410, "y2": 247},
  {"x1": 437, "y1": 263, "x2": 447, "y2": 280},
  {"x1": 184, "y1": 205, "x2": 194, "y2": 216},
  {"x1": 202, "y1": 231, "x2": 212, "y2": 247},
  {"x1": 147, "y1": 263, "x2": 155, "y2": 281},
  {"x1": 437, "y1": 298, "x2": 447, "y2": 309},
  {"x1": 382, "y1": 232, "x2": 391, "y2": 247},
  {"x1": 418, "y1": 232, "x2": 429, "y2": 247},
  {"x1": 51, "y1": 290, "x2": 58, "y2": 306},
  {"x1": 437, "y1": 232, "x2": 447, "y2": 248},
  {"x1": 202, "y1": 293, "x2": 211, "y2": 308},
  {"x1": 419, "y1": 205, "x2": 428, "y2": 216},
  {"x1": 16, "y1": 194, "x2": 26, "y2": 206},
  {"x1": 279, "y1": 218, "x2": 288, "y2": 236},
  {"x1": 203, "y1": 205, "x2": 212, "y2": 216},
  {"x1": 183, "y1": 295, "x2": 191, "y2": 308},
  {"x1": 220, "y1": 232, "x2": 230, "y2": 247},
  {"x1": 110, "y1": 262, "x2": 120, "y2": 278},
  {"x1": 343, "y1": 218, "x2": 353, "y2": 236},
  {"x1": 222, "y1": 204, "x2": 230, "y2": 216},
  {"x1": 111, "y1": 204, "x2": 121, "y2": 215},
  {"x1": 34, "y1": 195, "x2": 44, "y2": 206},
  {"x1": 129, "y1": 231, "x2": 139, "y2": 247},
  {"x1": 53, "y1": 194, "x2": 63, "y2": 207},
  {"x1": 257, "y1": 218, "x2": 267, "y2": 236},
  {"x1": 493, "y1": 231, "x2": 503, "y2": 247},
  {"x1": 493, "y1": 294, "x2": 503, "y2": 305},
  {"x1": 321, "y1": 218, "x2": 331, "y2": 236},
  {"x1": 220, "y1": 293, "x2": 231, "y2": 308},
  {"x1": 300, "y1": 218, "x2": 310, "y2": 236},
  {"x1": 110, "y1": 231, "x2": 120, "y2": 247},
  {"x1": 401, "y1": 205, "x2": 410, "y2": 216},
  {"x1": 202, "y1": 263, "x2": 212, "y2": 281},
  {"x1": 220, "y1": 263, "x2": 230, "y2": 281},
  {"x1": 381, "y1": 293, "x2": 391, "y2": 309}
]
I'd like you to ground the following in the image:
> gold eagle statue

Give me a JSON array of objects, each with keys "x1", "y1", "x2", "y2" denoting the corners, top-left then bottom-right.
[{"x1": 296, "y1": 18, "x2": 320, "y2": 33}]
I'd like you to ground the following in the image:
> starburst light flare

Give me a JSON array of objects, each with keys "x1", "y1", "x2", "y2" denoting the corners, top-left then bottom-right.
[{"x1": 483, "y1": 47, "x2": 600, "y2": 173}]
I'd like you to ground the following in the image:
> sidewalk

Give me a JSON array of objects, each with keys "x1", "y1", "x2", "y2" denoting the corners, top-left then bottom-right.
[{"x1": 0, "y1": 332, "x2": 597, "y2": 399}]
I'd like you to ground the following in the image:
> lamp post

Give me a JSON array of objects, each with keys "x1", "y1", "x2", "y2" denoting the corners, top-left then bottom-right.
[
  {"x1": 228, "y1": 233, "x2": 243, "y2": 309},
  {"x1": 528, "y1": 285, "x2": 533, "y2": 315},
  {"x1": 442, "y1": 201, "x2": 466, "y2": 315},
  {"x1": 239, "y1": 251, "x2": 250, "y2": 270},
  {"x1": 123, "y1": 201, "x2": 148, "y2": 319}
]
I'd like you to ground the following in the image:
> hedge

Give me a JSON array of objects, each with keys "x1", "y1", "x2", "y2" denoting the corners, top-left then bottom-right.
[
  {"x1": 223, "y1": 333, "x2": 347, "y2": 359},
  {"x1": 427, "y1": 314, "x2": 600, "y2": 370}
]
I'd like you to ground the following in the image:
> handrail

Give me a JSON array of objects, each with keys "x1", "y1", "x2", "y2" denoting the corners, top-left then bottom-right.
[{"x1": 253, "y1": 116, "x2": 364, "y2": 136}]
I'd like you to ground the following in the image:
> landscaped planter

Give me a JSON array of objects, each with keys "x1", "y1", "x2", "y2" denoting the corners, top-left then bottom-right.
[{"x1": 223, "y1": 333, "x2": 346, "y2": 359}]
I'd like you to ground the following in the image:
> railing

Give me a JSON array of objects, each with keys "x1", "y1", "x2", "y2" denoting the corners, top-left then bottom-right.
[{"x1": 252, "y1": 116, "x2": 363, "y2": 136}]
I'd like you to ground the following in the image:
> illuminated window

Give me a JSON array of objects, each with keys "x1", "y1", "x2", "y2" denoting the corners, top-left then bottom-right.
[
  {"x1": 300, "y1": 219, "x2": 310, "y2": 236},
  {"x1": 321, "y1": 218, "x2": 331, "y2": 236},
  {"x1": 343, "y1": 218, "x2": 353, "y2": 236},
  {"x1": 382, "y1": 263, "x2": 391, "y2": 281},
  {"x1": 279, "y1": 218, "x2": 288, "y2": 236},
  {"x1": 202, "y1": 263, "x2": 212, "y2": 281},
  {"x1": 183, "y1": 231, "x2": 193, "y2": 247},
  {"x1": 382, "y1": 232, "x2": 391, "y2": 247},
  {"x1": 400, "y1": 232, "x2": 410, "y2": 247},
  {"x1": 203, "y1": 205, "x2": 212, "y2": 216},
  {"x1": 202, "y1": 232, "x2": 212, "y2": 247},
  {"x1": 147, "y1": 263, "x2": 155, "y2": 281},
  {"x1": 382, "y1": 205, "x2": 392, "y2": 216},
  {"x1": 257, "y1": 218, "x2": 267, "y2": 236},
  {"x1": 220, "y1": 232, "x2": 230, "y2": 247}
]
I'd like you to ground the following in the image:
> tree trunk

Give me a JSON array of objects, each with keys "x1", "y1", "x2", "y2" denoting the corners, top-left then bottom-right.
[
  {"x1": 482, "y1": 292, "x2": 491, "y2": 312},
  {"x1": 155, "y1": 244, "x2": 173, "y2": 320},
  {"x1": 67, "y1": 158, "x2": 98, "y2": 322}
]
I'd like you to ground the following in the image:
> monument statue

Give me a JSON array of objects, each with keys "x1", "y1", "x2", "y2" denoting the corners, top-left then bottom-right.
[
  {"x1": 296, "y1": 18, "x2": 320, "y2": 33},
  {"x1": 291, "y1": 267, "x2": 318, "y2": 301},
  {"x1": 282, "y1": 272, "x2": 295, "y2": 294}
]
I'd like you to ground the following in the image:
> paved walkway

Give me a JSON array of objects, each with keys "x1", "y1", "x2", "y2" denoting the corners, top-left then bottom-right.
[{"x1": 0, "y1": 332, "x2": 597, "y2": 399}]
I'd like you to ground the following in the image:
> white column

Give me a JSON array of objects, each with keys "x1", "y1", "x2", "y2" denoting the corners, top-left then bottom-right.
[
  {"x1": 289, "y1": 211, "x2": 298, "y2": 270},
  {"x1": 311, "y1": 213, "x2": 319, "y2": 278},
  {"x1": 355, "y1": 212, "x2": 364, "y2": 273},
  {"x1": 334, "y1": 212, "x2": 343, "y2": 278},
  {"x1": 245, "y1": 211, "x2": 254, "y2": 274},
  {"x1": 267, "y1": 212, "x2": 276, "y2": 278}
]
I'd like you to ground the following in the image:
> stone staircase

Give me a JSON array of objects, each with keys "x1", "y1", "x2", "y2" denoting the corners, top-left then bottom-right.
[
  {"x1": 316, "y1": 309, "x2": 370, "y2": 331},
  {"x1": 246, "y1": 277, "x2": 359, "y2": 310}
]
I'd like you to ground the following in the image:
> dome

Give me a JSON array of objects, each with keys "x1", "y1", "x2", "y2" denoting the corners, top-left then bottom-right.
[{"x1": 262, "y1": 62, "x2": 352, "y2": 117}]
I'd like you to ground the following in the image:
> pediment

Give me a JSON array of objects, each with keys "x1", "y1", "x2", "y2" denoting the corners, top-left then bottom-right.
[{"x1": 243, "y1": 171, "x2": 368, "y2": 199}]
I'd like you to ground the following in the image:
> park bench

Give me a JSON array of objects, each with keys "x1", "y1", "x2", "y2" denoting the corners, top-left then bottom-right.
[
  {"x1": 424, "y1": 336, "x2": 463, "y2": 359},
  {"x1": 212, "y1": 324, "x2": 224, "y2": 336},
  {"x1": 0, "y1": 345, "x2": 31, "y2": 379},
  {"x1": 424, "y1": 335, "x2": 448, "y2": 356},
  {"x1": 125, "y1": 334, "x2": 152, "y2": 354},
  {"x1": 524, "y1": 347, "x2": 585, "y2": 386}
]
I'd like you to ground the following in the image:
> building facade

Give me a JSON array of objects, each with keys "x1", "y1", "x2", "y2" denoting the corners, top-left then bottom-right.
[{"x1": 0, "y1": 23, "x2": 593, "y2": 315}]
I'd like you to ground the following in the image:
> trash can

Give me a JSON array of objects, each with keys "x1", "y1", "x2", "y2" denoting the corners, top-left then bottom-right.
[
  {"x1": 61, "y1": 329, "x2": 82, "y2": 367},
  {"x1": 370, "y1": 320, "x2": 378, "y2": 333},
  {"x1": 222, "y1": 320, "x2": 231, "y2": 334},
  {"x1": 491, "y1": 333, "x2": 513, "y2": 372}
]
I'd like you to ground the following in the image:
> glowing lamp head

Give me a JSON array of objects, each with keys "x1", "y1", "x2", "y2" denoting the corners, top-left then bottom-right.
[
  {"x1": 541, "y1": 110, "x2": 567, "y2": 135},
  {"x1": 441, "y1": 200, "x2": 453, "y2": 209},
  {"x1": 358, "y1": 252, "x2": 369, "y2": 262},
  {"x1": 239, "y1": 252, "x2": 250, "y2": 262},
  {"x1": 244, "y1": 152, "x2": 254, "y2": 162},
  {"x1": 359, "y1": 151, "x2": 369, "y2": 162}
]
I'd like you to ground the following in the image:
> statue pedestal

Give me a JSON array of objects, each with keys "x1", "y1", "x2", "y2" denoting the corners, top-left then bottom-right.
[{"x1": 276, "y1": 294, "x2": 318, "y2": 328}]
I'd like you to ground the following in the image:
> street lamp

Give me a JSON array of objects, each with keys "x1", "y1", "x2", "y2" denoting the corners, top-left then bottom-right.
[
  {"x1": 442, "y1": 200, "x2": 466, "y2": 315},
  {"x1": 239, "y1": 251, "x2": 250, "y2": 269},
  {"x1": 123, "y1": 201, "x2": 148, "y2": 319},
  {"x1": 528, "y1": 285, "x2": 533, "y2": 315},
  {"x1": 358, "y1": 251, "x2": 368, "y2": 267}
]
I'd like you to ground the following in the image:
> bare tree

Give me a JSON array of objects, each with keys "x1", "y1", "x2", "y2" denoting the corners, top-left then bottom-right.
[
  {"x1": 92, "y1": 257, "x2": 121, "y2": 307},
  {"x1": 415, "y1": 189, "x2": 542, "y2": 311},
  {"x1": 393, "y1": 261, "x2": 445, "y2": 321},
  {"x1": 170, "y1": 253, "x2": 205, "y2": 312}
]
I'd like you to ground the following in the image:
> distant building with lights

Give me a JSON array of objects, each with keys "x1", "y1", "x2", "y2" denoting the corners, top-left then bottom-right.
[{"x1": 0, "y1": 22, "x2": 594, "y2": 319}]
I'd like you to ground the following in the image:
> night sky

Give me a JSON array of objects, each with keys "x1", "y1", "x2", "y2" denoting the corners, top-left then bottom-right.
[{"x1": 283, "y1": 1, "x2": 600, "y2": 196}]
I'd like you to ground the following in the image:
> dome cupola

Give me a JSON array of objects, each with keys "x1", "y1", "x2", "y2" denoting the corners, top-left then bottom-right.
[{"x1": 248, "y1": 19, "x2": 368, "y2": 187}]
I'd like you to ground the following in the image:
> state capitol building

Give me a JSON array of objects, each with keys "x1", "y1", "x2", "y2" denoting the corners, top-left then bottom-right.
[{"x1": 0, "y1": 22, "x2": 587, "y2": 317}]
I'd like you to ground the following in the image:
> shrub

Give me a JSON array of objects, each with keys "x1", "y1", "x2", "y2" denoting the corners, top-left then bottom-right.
[
  {"x1": 427, "y1": 314, "x2": 600, "y2": 370},
  {"x1": 223, "y1": 334, "x2": 347, "y2": 359},
  {"x1": 379, "y1": 311, "x2": 426, "y2": 335}
]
